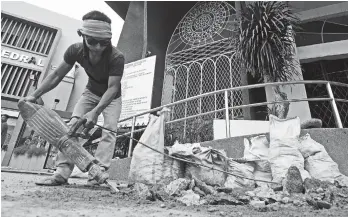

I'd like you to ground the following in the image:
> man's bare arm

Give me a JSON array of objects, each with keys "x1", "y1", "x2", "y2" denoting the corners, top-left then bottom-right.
[
  {"x1": 31, "y1": 61, "x2": 73, "y2": 99},
  {"x1": 93, "y1": 75, "x2": 122, "y2": 115}
]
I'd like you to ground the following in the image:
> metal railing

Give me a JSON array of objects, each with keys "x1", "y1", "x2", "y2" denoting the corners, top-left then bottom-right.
[{"x1": 115, "y1": 80, "x2": 347, "y2": 157}]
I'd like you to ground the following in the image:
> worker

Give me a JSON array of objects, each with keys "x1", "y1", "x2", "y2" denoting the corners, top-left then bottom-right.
[{"x1": 19, "y1": 10, "x2": 124, "y2": 186}]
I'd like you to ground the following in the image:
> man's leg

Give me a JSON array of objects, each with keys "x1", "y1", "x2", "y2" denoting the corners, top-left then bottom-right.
[
  {"x1": 95, "y1": 97, "x2": 122, "y2": 170},
  {"x1": 37, "y1": 89, "x2": 98, "y2": 185}
]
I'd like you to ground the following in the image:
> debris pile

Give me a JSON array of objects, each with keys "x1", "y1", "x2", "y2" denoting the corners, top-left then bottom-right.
[{"x1": 127, "y1": 110, "x2": 348, "y2": 212}]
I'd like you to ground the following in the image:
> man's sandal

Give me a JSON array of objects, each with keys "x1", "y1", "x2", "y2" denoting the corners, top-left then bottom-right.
[{"x1": 35, "y1": 175, "x2": 68, "y2": 186}]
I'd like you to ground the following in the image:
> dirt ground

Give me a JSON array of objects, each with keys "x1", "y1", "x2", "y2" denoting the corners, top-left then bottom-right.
[{"x1": 1, "y1": 172, "x2": 348, "y2": 217}]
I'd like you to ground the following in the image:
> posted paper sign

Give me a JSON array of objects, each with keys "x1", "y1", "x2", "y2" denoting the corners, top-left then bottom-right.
[{"x1": 118, "y1": 56, "x2": 156, "y2": 127}]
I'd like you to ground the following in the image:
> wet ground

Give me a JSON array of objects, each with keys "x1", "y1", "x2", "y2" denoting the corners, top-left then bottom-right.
[{"x1": 1, "y1": 172, "x2": 348, "y2": 217}]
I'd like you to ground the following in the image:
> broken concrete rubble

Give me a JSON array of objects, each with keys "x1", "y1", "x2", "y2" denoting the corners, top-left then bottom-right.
[
  {"x1": 128, "y1": 115, "x2": 348, "y2": 213},
  {"x1": 205, "y1": 194, "x2": 244, "y2": 205},
  {"x1": 165, "y1": 178, "x2": 190, "y2": 196},
  {"x1": 192, "y1": 176, "x2": 216, "y2": 195},
  {"x1": 283, "y1": 166, "x2": 305, "y2": 194},
  {"x1": 193, "y1": 187, "x2": 205, "y2": 196},
  {"x1": 134, "y1": 183, "x2": 152, "y2": 200},
  {"x1": 177, "y1": 190, "x2": 201, "y2": 206}
]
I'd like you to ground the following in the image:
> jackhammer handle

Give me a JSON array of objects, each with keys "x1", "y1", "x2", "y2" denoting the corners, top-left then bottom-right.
[{"x1": 68, "y1": 118, "x2": 87, "y2": 137}]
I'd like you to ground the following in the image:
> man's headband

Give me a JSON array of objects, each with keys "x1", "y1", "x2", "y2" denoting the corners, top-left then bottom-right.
[{"x1": 77, "y1": 19, "x2": 112, "y2": 39}]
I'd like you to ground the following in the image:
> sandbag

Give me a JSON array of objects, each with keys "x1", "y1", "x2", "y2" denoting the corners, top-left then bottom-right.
[
  {"x1": 169, "y1": 141, "x2": 202, "y2": 160},
  {"x1": 300, "y1": 133, "x2": 348, "y2": 186},
  {"x1": 224, "y1": 159, "x2": 255, "y2": 189},
  {"x1": 185, "y1": 148, "x2": 227, "y2": 186},
  {"x1": 128, "y1": 108, "x2": 181, "y2": 185},
  {"x1": 163, "y1": 147, "x2": 185, "y2": 182},
  {"x1": 298, "y1": 133, "x2": 322, "y2": 158},
  {"x1": 269, "y1": 115, "x2": 311, "y2": 183},
  {"x1": 244, "y1": 136, "x2": 272, "y2": 186}
]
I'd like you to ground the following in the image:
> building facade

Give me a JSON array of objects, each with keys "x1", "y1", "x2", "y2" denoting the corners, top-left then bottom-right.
[
  {"x1": 1, "y1": 1, "x2": 91, "y2": 168},
  {"x1": 108, "y1": 1, "x2": 348, "y2": 130}
]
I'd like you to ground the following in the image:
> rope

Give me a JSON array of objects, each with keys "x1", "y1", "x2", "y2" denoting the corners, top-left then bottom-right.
[{"x1": 74, "y1": 118, "x2": 279, "y2": 185}]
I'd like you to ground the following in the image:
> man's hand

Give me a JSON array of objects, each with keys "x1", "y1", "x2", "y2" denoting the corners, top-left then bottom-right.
[
  {"x1": 20, "y1": 95, "x2": 37, "y2": 104},
  {"x1": 19, "y1": 95, "x2": 44, "y2": 105},
  {"x1": 82, "y1": 110, "x2": 99, "y2": 129}
]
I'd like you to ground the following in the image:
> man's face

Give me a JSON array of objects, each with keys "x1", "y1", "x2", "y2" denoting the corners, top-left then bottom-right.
[{"x1": 84, "y1": 35, "x2": 111, "y2": 53}]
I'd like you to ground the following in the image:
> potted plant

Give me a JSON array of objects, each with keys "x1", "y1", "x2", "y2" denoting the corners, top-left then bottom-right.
[{"x1": 236, "y1": 1, "x2": 301, "y2": 118}]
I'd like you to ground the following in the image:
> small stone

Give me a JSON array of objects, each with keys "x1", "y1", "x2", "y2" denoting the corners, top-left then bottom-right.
[
  {"x1": 250, "y1": 200, "x2": 265, "y2": 208},
  {"x1": 316, "y1": 188, "x2": 324, "y2": 193},
  {"x1": 317, "y1": 201, "x2": 331, "y2": 209},
  {"x1": 166, "y1": 179, "x2": 190, "y2": 196},
  {"x1": 293, "y1": 200, "x2": 302, "y2": 206},
  {"x1": 283, "y1": 166, "x2": 304, "y2": 194},
  {"x1": 282, "y1": 197, "x2": 290, "y2": 204},
  {"x1": 134, "y1": 183, "x2": 152, "y2": 200},
  {"x1": 177, "y1": 190, "x2": 200, "y2": 206},
  {"x1": 169, "y1": 203, "x2": 176, "y2": 208},
  {"x1": 199, "y1": 199, "x2": 208, "y2": 205},
  {"x1": 193, "y1": 187, "x2": 206, "y2": 196},
  {"x1": 208, "y1": 207, "x2": 218, "y2": 212},
  {"x1": 160, "y1": 204, "x2": 166, "y2": 208},
  {"x1": 271, "y1": 205, "x2": 279, "y2": 211},
  {"x1": 219, "y1": 211, "x2": 226, "y2": 216},
  {"x1": 246, "y1": 191, "x2": 256, "y2": 197},
  {"x1": 238, "y1": 195, "x2": 251, "y2": 203}
]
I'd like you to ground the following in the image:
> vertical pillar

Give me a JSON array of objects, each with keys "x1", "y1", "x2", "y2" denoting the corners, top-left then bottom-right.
[
  {"x1": 235, "y1": 1, "x2": 251, "y2": 120},
  {"x1": 117, "y1": 1, "x2": 147, "y2": 64}
]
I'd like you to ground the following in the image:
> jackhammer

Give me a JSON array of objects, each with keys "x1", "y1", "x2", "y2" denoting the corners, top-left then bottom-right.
[{"x1": 18, "y1": 100, "x2": 119, "y2": 193}]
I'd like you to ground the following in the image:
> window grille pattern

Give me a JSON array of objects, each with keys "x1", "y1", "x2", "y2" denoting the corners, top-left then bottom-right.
[
  {"x1": 1, "y1": 63, "x2": 41, "y2": 97},
  {"x1": 1, "y1": 13, "x2": 57, "y2": 55}
]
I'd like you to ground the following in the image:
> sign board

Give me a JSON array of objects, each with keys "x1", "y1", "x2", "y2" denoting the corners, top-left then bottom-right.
[
  {"x1": 118, "y1": 56, "x2": 156, "y2": 127},
  {"x1": 1, "y1": 46, "x2": 46, "y2": 72}
]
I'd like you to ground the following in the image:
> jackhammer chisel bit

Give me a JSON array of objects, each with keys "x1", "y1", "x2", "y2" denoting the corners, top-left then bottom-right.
[{"x1": 18, "y1": 100, "x2": 119, "y2": 193}]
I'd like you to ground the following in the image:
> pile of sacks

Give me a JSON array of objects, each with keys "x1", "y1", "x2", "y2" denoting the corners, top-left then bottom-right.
[
  {"x1": 128, "y1": 109, "x2": 348, "y2": 208},
  {"x1": 235, "y1": 114, "x2": 348, "y2": 189}
]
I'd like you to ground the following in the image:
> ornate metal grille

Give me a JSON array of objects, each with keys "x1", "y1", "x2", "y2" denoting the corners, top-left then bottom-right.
[
  {"x1": 162, "y1": 3, "x2": 242, "y2": 111},
  {"x1": 161, "y1": 1, "x2": 243, "y2": 140}
]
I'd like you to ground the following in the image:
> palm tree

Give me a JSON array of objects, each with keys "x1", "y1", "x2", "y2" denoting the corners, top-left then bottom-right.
[{"x1": 236, "y1": 1, "x2": 301, "y2": 118}]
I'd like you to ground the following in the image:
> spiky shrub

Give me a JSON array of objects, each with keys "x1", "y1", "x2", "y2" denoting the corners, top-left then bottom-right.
[{"x1": 236, "y1": 1, "x2": 300, "y2": 118}]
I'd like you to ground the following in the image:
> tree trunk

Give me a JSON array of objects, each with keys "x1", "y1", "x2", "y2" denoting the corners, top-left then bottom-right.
[{"x1": 264, "y1": 75, "x2": 290, "y2": 119}]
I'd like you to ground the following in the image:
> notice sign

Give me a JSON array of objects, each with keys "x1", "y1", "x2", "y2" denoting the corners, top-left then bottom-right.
[{"x1": 118, "y1": 56, "x2": 156, "y2": 127}]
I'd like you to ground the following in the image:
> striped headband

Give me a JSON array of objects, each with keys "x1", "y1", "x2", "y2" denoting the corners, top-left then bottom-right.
[{"x1": 78, "y1": 19, "x2": 112, "y2": 39}]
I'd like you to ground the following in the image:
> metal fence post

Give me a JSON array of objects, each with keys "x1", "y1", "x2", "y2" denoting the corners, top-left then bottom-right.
[
  {"x1": 224, "y1": 90, "x2": 231, "y2": 138},
  {"x1": 127, "y1": 116, "x2": 136, "y2": 157},
  {"x1": 326, "y1": 82, "x2": 343, "y2": 128}
]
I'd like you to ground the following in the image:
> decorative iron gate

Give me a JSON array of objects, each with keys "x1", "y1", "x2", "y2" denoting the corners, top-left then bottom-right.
[{"x1": 161, "y1": 2, "x2": 243, "y2": 123}]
